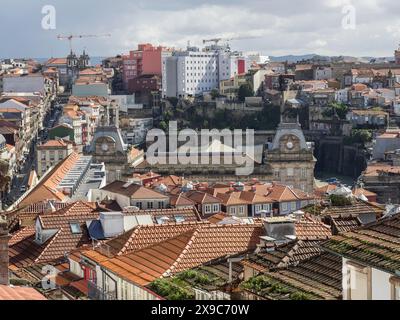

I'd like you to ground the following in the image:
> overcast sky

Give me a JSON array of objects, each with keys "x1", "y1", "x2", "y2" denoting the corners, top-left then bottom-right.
[{"x1": 1, "y1": 0, "x2": 400, "y2": 58}]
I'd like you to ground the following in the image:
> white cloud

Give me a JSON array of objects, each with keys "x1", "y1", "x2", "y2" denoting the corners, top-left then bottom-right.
[{"x1": 0, "y1": 0, "x2": 398, "y2": 58}]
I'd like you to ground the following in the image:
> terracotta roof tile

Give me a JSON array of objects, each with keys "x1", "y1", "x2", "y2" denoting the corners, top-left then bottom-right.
[
  {"x1": 123, "y1": 207, "x2": 201, "y2": 224},
  {"x1": 19, "y1": 152, "x2": 81, "y2": 207},
  {"x1": 320, "y1": 200, "x2": 384, "y2": 218},
  {"x1": 295, "y1": 216, "x2": 332, "y2": 240},
  {"x1": 101, "y1": 181, "x2": 169, "y2": 199},
  {"x1": 95, "y1": 223, "x2": 264, "y2": 286},
  {"x1": 261, "y1": 253, "x2": 342, "y2": 300},
  {"x1": 9, "y1": 202, "x2": 100, "y2": 268},
  {"x1": 169, "y1": 193, "x2": 196, "y2": 207},
  {"x1": 322, "y1": 212, "x2": 400, "y2": 274},
  {"x1": 185, "y1": 191, "x2": 222, "y2": 205},
  {"x1": 104, "y1": 221, "x2": 210, "y2": 256},
  {"x1": 0, "y1": 285, "x2": 47, "y2": 300}
]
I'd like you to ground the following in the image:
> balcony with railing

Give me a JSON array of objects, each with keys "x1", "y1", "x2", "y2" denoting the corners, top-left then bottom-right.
[{"x1": 87, "y1": 281, "x2": 116, "y2": 300}]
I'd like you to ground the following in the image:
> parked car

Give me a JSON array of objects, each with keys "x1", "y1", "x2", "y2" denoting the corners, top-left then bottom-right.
[{"x1": 325, "y1": 177, "x2": 340, "y2": 184}]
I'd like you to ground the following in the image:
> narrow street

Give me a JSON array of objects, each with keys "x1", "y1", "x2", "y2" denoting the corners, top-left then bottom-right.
[{"x1": 4, "y1": 97, "x2": 63, "y2": 207}]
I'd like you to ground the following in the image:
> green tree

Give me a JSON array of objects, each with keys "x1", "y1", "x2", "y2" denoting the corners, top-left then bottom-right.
[
  {"x1": 238, "y1": 83, "x2": 254, "y2": 102},
  {"x1": 167, "y1": 97, "x2": 178, "y2": 107},
  {"x1": 329, "y1": 194, "x2": 352, "y2": 206},
  {"x1": 159, "y1": 121, "x2": 168, "y2": 131},
  {"x1": 210, "y1": 89, "x2": 220, "y2": 100},
  {"x1": 351, "y1": 129, "x2": 373, "y2": 144},
  {"x1": 0, "y1": 160, "x2": 10, "y2": 205}
]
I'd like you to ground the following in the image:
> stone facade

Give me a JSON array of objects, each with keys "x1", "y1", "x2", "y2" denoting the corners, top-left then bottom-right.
[
  {"x1": 134, "y1": 120, "x2": 316, "y2": 193},
  {"x1": 266, "y1": 121, "x2": 316, "y2": 193},
  {"x1": 90, "y1": 126, "x2": 129, "y2": 183},
  {"x1": 0, "y1": 215, "x2": 9, "y2": 285}
]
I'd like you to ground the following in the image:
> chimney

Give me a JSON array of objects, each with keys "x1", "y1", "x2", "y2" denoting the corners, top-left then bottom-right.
[
  {"x1": 0, "y1": 215, "x2": 10, "y2": 285},
  {"x1": 100, "y1": 212, "x2": 124, "y2": 238},
  {"x1": 263, "y1": 217, "x2": 296, "y2": 242}
]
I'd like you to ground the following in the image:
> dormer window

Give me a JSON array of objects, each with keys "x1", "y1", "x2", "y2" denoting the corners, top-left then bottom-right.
[
  {"x1": 35, "y1": 226, "x2": 43, "y2": 243},
  {"x1": 212, "y1": 204, "x2": 220, "y2": 213}
]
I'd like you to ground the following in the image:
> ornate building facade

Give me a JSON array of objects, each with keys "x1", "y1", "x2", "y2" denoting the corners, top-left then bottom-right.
[
  {"x1": 265, "y1": 120, "x2": 316, "y2": 193},
  {"x1": 133, "y1": 119, "x2": 317, "y2": 193}
]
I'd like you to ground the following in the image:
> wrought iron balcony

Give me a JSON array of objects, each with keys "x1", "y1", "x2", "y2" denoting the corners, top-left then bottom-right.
[{"x1": 88, "y1": 281, "x2": 116, "y2": 300}]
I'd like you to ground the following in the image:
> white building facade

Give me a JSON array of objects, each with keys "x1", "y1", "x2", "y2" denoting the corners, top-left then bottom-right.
[{"x1": 162, "y1": 47, "x2": 248, "y2": 98}]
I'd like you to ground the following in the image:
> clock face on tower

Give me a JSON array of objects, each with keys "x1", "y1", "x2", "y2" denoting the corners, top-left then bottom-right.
[
  {"x1": 101, "y1": 143, "x2": 109, "y2": 152},
  {"x1": 280, "y1": 134, "x2": 299, "y2": 152}
]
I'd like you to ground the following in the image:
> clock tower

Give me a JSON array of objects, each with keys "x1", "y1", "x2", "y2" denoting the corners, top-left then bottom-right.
[{"x1": 266, "y1": 118, "x2": 316, "y2": 193}]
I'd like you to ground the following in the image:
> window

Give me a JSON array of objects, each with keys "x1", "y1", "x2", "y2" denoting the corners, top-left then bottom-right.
[
  {"x1": 205, "y1": 205, "x2": 212, "y2": 213},
  {"x1": 84, "y1": 267, "x2": 97, "y2": 284},
  {"x1": 229, "y1": 207, "x2": 236, "y2": 215},
  {"x1": 274, "y1": 170, "x2": 280, "y2": 179},
  {"x1": 121, "y1": 281, "x2": 129, "y2": 300},
  {"x1": 390, "y1": 277, "x2": 400, "y2": 300},
  {"x1": 35, "y1": 227, "x2": 42, "y2": 243},
  {"x1": 70, "y1": 222, "x2": 82, "y2": 234},
  {"x1": 263, "y1": 204, "x2": 271, "y2": 212},
  {"x1": 282, "y1": 202, "x2": 288, "y2": 211},
  {"x1": 174, "y1": 215, "x2": 185, "y2": 223},
  {"x1": 301, "y1": 168, "x2": 307, "y2": 178},
  {"x1": 287, "y1": 168, "x2": 294, "y2": 177},
  {"x1": 135, "y1": 202, "x2": 142, "y2": 209},
  {"x1": 346, "y1": 261, "x2": 371, "y2": 300},
  {"x1": 213, "y1": 204, "x2": 220, "y2": 212},
  {"x1": 158, "y1": 201, "x2": 164, "y2": 209}
]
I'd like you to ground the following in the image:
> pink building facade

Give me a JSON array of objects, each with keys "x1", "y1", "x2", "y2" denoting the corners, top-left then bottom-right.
[{"x1": 122, "y1": 44, "x2": 171, "y2": 91}]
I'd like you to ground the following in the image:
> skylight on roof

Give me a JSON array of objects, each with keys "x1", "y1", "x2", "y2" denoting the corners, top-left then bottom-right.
[
  {"x1": 174, "y1": 215, "x2": 185, "y2": 223},
  {"x1": 155, "y1": 216, "x2": 170, "y2": 225},
  {"x1": 123, "y1": 182, "x2": 133, "y2": 188},
  {"x1": 70, "y1": 222, "x2": 82, "y2": 234}
]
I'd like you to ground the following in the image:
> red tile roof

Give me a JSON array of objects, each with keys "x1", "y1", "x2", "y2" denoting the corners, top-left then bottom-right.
[
  {"x1": 123, "y1": 207, "x2": 201, "y2": 224},
  {"x1": 169, "y1": 193, "x2": 195, "y2": 207},
  {"x1": 0, "y1": 285, "x2": 47, "y2": 300},
  {"x1": 294, "y1": 216, "x2": 332, "y2": 240},
  {"x1": 46, "y1": 58, "x2": 67, "y2": 65},
  {"x1": 38, "y1": 139, "x2": 71, "y2": 149},
  {"x1": 104, "y1": 221, "x2": 210, "y2": 257},
  {"x1": 92, "y1": 223, "x2": 264, "y2": 286},
  {"x1": 19, "y1": 152, "x2": 81, "y2": 207},
  {"x1": 266, "y1": 184, "x2": 313, "y2": 202},
  {"x1": 101, "y1": 181, "x2": 169, "y2": 199},
  {"x1": 185, "y1": 191, "x2": 222, "y2": 204},
  {"x1": 9, "y1": 202, "x2": 100, "y2": 268}
]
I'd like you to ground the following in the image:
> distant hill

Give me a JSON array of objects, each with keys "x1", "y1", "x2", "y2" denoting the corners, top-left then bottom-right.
[
  {"x1": 269, "y1": 54, "x2": 318, "y2": 63},
  {"x1": 270, "y1": 54, "x2": 393, "y2": 64}
]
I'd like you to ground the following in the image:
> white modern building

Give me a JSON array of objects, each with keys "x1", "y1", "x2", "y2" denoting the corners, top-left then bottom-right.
[{"x1": 162, "y1": 47, "x2": 248, "y2": 98}]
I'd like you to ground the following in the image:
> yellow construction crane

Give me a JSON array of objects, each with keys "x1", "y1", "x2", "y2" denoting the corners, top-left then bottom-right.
[{"x1": 57, "y1": 33, "x2": 112, "y2": 51}]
